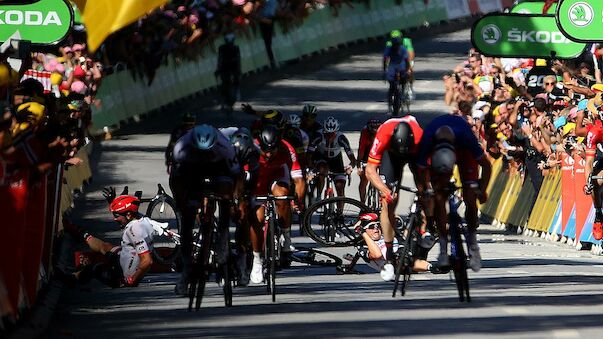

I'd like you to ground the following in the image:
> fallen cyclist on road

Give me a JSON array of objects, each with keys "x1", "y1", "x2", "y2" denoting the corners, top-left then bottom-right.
[{"x1": 59, "y1": 193, "x2": 158, "y2": 288}]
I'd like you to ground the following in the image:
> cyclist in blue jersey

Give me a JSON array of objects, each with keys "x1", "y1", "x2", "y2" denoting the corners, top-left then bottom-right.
[
  {"x1": 169, "y1": 124, "x2": 241, "y2": 295},
  {"x1": 416, "y1": 114, "x2": 491, "y2": 272},
  {"x1": 386, "y1": 30, "x2": 415, "y2": 99},
  {"x1": 383, "y1": 32, "x2": 410, "y2": 112}
]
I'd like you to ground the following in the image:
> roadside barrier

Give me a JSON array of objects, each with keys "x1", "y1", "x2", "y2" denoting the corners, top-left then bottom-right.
[
  {"x1": 0, "y1": 143, "x2": 92, "y2": 324},
  {"x1": 481, "y1": 152, "x2": 602, "y2": 254}
]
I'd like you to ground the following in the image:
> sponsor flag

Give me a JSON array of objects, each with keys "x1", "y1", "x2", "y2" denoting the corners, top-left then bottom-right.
[{"x1": 71, "y1": 0, "x2": 168, "y2": 52}]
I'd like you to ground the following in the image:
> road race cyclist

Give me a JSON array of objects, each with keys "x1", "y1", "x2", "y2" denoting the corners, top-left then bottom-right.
[
  {"x1": 60, "y1": 195, "x2": 155, "y2": 288},
  {"x1": 357, "y1": 117, "x2": 382, "y2": 204},
  {"x1": 365, "y1": 116, "x2": 423, "y2": 281},
  {"x1": 307, "y1": 116, "x2": 356, "y2": 201},
  {"x1": 215, "y1": 33, "x2": 241, "y2": 112},
  {"x1": 387, "y1": 30, "x2": 415, "y2": 99},
  {"x1": 220, "y1": 126, "x2": 261, "y2": 285},
  {"x1": 249, "y1": 125, "x2": 304, "y2": 284},
  {"x1": 383, "y1": 31, "x2": 411, "y2": 113},
  {"x1": 283, "y1": 114, "x2": 310, "y2": 173},
  {"x1": 416, "y1": 114, "x2": 492, "y2": 272},
  {"x1": 300, "y1": 104, "x2": 322, "y2": 142},
  {"x1": 169, "y1": 124, "x2": 241, "y2": 295}
]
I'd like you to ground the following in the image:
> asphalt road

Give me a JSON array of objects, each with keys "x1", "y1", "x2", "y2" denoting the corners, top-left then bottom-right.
[{"x1": 45, "y1": 28, "x2": 603, "y2": 339}]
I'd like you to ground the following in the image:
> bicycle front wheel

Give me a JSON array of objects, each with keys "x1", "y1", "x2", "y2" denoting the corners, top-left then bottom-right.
[
  {"x1": 147, "y1": 194, "x2": 181, "y2": 265},
  {"x1": 302, "y1": 197, "x2": 370, "y2": 247}
]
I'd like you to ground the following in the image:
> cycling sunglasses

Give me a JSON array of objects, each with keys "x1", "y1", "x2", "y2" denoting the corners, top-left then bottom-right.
[
  {"x1": 112, "y1": 212, "x2": 125, "y2": 218},
  {"x1": 366, "y1": 225, "x2": 381, "y2": 230}
]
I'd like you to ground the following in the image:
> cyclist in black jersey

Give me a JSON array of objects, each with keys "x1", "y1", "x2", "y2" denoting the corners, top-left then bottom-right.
[{"x1": 307, "y1": 116, "x2": 356, "y2": 200}]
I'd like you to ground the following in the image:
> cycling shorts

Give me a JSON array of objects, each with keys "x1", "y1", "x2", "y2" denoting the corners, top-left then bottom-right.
[
  {"x1": 378, "y1": 151, "x2": 406, "y2": 191},
  {"x1": 314, "y1": 153, "x2": 346, "y2": 182},
  {"x1": 254, "y1": 163, "x2": 290, "y2": 197}
]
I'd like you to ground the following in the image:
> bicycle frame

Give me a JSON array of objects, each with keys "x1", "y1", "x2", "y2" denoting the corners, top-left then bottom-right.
[{"x1": 447, "y1": 183, "x2": 471, "y2": 302}]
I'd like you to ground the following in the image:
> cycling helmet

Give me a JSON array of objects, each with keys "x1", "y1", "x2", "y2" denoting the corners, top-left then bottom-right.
[
  {"x1": 259, "y1": 125, "x2": 281, "y2": 152},
  {"x1": 358, "y1": 212, "x2": 380, "y2": 230},
  {"x1": 262, "y1": 109, "x2": 285, "y2": 129},
  {"x1": 109, "y1": 195, "x2": 140, "y2": 214},
  {"x1": 431, "y1": 142, "x2": 456, "y2": 174},
  {"x1": 367, "y1": 117, "x2": 382, "y2": 133},
  {"x1": 389, "y1": 122, "x2": 414, "y2": 156},
  {"x1": 192, "y1": 124, "x2": 217, "y2": 150},
  {"x1": 287, "y1": 114, "x2": 302, "y2": 128},
  {"x1": 302, "y1": 104, "x2": 318, "y2": 117},
  {"x1": 390, "y1": 30, "x2": 402, "y2": 39},
  {"x1": 230, "y1": 127, "x2": 254, "y2": 160},
  {"x1": 323, "y1": 116, "x2": 340, "y2": 133}
]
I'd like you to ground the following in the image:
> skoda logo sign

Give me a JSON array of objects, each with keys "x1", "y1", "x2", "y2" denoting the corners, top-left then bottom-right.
[
  {"x1": 481, "y1": 24, "x2": 501, "y2": 45},
  {"x1": 568, "y1": 2, "x2": 594, "y2": 27}
]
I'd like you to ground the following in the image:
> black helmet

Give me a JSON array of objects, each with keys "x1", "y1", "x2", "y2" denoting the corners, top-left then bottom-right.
[
  {"x1": 259, "y1": 125, "x2": 281, "y2": 152},
  {"x1": 431, "y1": 142, "x2": 456, "y2": 174},
  {"x1": 230, "y1": 127, "x2": 254, "y2": 160},
  {"x1": 262, "y1": 110, "x2": 285, "y2": 129},
  {"x1": 390, "y1": 122, "x2": 414, "y2": 156}
]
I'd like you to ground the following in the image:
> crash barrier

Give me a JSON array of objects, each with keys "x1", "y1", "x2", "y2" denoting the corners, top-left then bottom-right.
[
  {"x1": 0, "y1": 142, "x2": 92, "y2": 327},
  {"x1": 90, "y1": 0, "x2": 512, "y2": 135},
  {"x1": 481, "y1": 153, "x2": 603, "y2": 255}
]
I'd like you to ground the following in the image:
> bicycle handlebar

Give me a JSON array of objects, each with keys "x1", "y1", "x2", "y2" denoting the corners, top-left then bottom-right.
[{"x1": 399, "y1": 185, "x2": 418, "y2": 194}]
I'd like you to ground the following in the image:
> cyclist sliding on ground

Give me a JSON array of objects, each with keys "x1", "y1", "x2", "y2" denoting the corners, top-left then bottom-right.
[
  {"x1": 357, "y1": 117, "x2": 382, "y2": 204},
  {"x1": 383, "y1": 31, "x2": 411, "y2": 114},
  {"x1": 249, "y1": 126, "x2": 304, "y2": 284},
  {"x1": 60, "y1": 195, "x2": 155, "y2": 288},
  {"x1": 416, "y1": 114, "x2": 491, "y2": 272},
  {"x1": 365, "y1": 116, "x2": 423, "y2": 281},
  {"x1": 307, "y1": 116, "x2": 356, "y2": 201},
  {"x1": 169, "y1": 124, "x2": 241, "y2": 295}
]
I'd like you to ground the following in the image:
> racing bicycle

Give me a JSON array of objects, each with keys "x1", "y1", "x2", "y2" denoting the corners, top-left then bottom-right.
[
  {"x1": 256, "y1": 194, "x2": 297, "y2": 302},
  {"x1": 391, "y1": 71, "x2": 411, "y2": 117}
]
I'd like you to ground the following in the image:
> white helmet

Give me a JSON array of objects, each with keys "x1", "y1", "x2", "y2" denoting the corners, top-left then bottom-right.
[
  {"x1": 323, "y1": 116, "x2": 340, "y2": 133},
  {"x1": 288, "y1": 114, "x2": 301, "y2": 128}
]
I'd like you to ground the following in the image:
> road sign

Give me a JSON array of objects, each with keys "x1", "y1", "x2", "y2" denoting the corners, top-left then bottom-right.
[
  {"x1": 556, "y1": 0, "x2": 603, "y2": 42},
  {"x1": 472, "y1": 13, "x2": 587, "y2": 59},
  {"x1": 511, "y1": 1, "x2": 557, "y2": 14},
  {"x1": 0, "y1": 0, "x2": 73, "y2": 45}
]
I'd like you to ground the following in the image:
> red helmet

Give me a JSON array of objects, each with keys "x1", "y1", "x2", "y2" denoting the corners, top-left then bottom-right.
[{"x1": 109, "y1": 195, "x2": 140, "y2": 214}]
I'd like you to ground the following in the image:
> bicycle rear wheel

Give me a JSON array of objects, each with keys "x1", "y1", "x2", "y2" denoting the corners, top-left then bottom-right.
[
  {"x1": 147, "y1": 194, "x2": 181, "y2": 265},
  {"x1": 450, "y1": 228, "x2": 470, "y2": 302},
  {"x1": 302, "y1": 197, "x2": 370, "y2": 247},
  {"x1": 393, "y1": 214, "x2": 416, "y2": 297},
  {"x1": 290, "y1": 247, "x2": 343, "y2": 266}
]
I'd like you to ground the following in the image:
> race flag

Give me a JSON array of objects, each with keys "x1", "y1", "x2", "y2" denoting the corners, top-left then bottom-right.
[{"x1": 71, "y1": 0, "x2": 169, "y2": 52}]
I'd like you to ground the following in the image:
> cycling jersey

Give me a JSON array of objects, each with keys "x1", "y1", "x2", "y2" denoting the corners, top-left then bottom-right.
[
  {"x1": 254, "y1": 139, "x2": 302, "y2": 195},
  {"x1": 220, "y1": 127, "x2": 261, "y2": 174},
  {"x1": 308, "y1": 132, "x2": 354, "y2": 160},
  {"x1": 120, "y1": 217, "x2": 155, "y2": 278},
  {"x1": 358, "y1": 127, "x2": 376, "y2": 163},
  {"x1": 385, "y1": 37, "x2": 414, "y2": 52},
  {"x1": 368, "y1": 116, "x2": 423, "y2": 166},
  {"x1": 384, "y1": 45, "x2": 409, "y2": 83},
  {"x1": 417, "y1": 114, "x2": 485, "y2": 168},
  {"x1": 172, "y1": 127, "x2": 240, "y2": 177},
  {"x1": 283, "y1": 125, "x2": 309, "y2": 154},
  {"x1": 367, "y1": 237, "x2": 399, "y2": 271}
]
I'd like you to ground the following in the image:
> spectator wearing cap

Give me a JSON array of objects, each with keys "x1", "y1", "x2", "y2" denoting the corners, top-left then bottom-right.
[{"x1": 526, "y1": 59, "x2": 556, "y2": 97}]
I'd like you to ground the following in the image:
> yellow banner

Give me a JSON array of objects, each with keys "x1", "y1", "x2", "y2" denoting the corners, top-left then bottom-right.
[{"x1": 72, "y1": 0, "x2": 168, "y2": 51}]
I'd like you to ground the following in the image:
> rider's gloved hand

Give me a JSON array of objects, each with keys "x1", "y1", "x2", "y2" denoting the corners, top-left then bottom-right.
[
  {"x1": 380, "y1": 189, "x2": 395, "y2": 204},
  {"x1": 102, "y1": 187, "x2": 116, "y2": 204}
]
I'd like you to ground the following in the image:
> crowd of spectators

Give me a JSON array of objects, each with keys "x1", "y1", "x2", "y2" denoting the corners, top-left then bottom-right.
[
  {"x1": 0, "y1": 33, "x2": 102, "y2": 329},
  {"x1": 442, "y1": 44, "x2": 603, "y2": 199},
  {"x1": 96, "y1": 0, "x2": 368, "y2": 83}
]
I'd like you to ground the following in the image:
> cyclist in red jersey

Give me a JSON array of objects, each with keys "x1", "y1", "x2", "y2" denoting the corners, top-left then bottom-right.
[
  {"x1": 365, "y1": 116, "x2": 423, "y2": 281},
  {"x1": 249, "y1": 126, "x2": 303, "y2": 284},
  {"x1": 357, "y1": 118, "x2": 382, "y2": 203}
]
